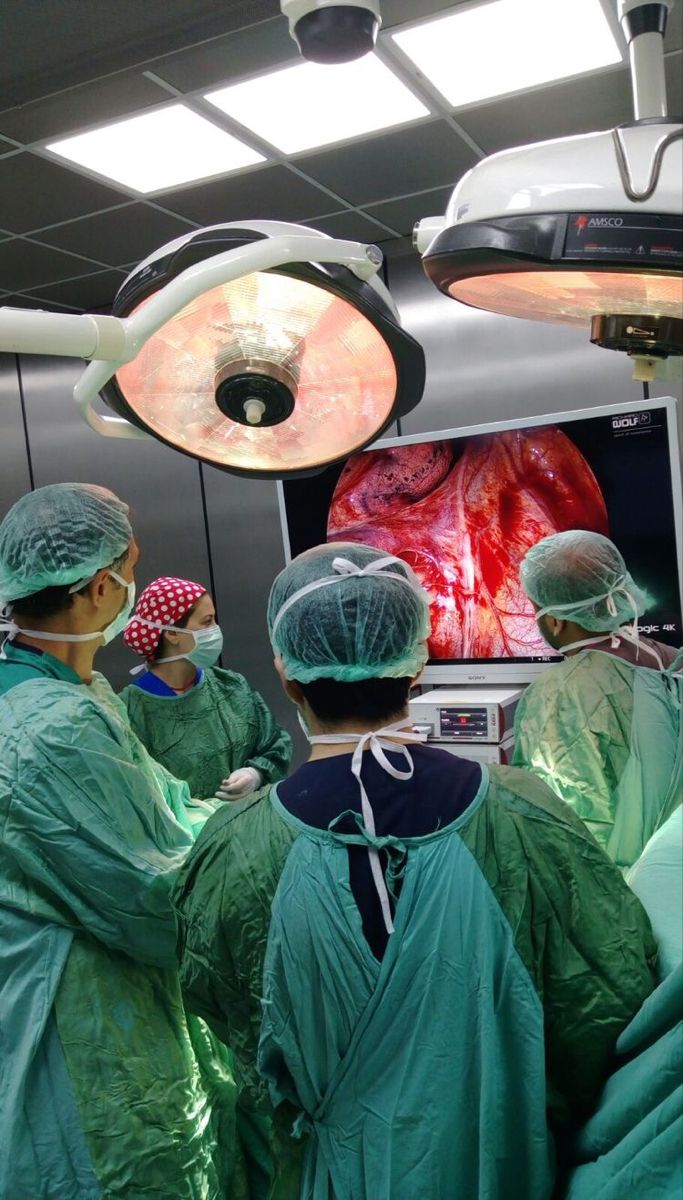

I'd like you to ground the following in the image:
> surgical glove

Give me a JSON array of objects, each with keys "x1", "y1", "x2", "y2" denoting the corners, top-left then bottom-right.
[{"x1": 215, "y1": 767, "x2": 262, "y2": 800}]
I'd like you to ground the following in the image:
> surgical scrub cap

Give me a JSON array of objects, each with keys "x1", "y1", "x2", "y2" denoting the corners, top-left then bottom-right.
[
  {"x1": 268, "y1": 542, "x2": 431, "y2": 683},
  {"x1": 520, "y1": 530, "x2": 652, "y2": 632},
  {"x1": 124, "y1": 576, "x2": 207, "y2": 659},
  {"x1": 0, "y1": 483, "x2": 132, "y2": 602}
]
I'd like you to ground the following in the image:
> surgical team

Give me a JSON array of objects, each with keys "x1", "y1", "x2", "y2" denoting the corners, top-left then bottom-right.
[{"x1": 0, "y1": 481, "x2": 680, "y2": 1200}]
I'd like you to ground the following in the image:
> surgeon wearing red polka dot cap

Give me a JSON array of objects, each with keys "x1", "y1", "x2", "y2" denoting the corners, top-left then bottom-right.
[{"x1": 120, "y1": 576, "x2": 292, "y2": 802}]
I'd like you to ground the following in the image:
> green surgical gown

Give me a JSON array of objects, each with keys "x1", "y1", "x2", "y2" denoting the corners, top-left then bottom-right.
[
  {"x1": 121, "y1": 666, "x2": 293, "y2": 799},
  {"x1": 173, "y1": 760, "x2": 656, "y2": 1200},
  {"x1": 513, "y1": 649, "x2": 683, "y2": 869},
  {"x1": 0, "y1": 642, "x2": 242, "y2": 1200}
]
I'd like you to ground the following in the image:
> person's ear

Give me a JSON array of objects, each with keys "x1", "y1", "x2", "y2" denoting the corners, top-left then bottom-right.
[
  {"x1": 548, "y1": 616, "x2": 565, "y2": 639},
  {"x1": 85, "y1": 568, "x2": 113, "y2": 612},
  {"x1": 273, "y1": 654, "x2": 304, "y2": 706}
]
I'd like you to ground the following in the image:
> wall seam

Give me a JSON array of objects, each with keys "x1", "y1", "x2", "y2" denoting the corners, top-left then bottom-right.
[{"x1": 15, "y1": 355, "x2": 35, "y2": 492}]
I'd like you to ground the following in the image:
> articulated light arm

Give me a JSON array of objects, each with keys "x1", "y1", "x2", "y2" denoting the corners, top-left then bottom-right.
[{"x1": 0, "y1": 233, "x2": 384, "y2": 441}]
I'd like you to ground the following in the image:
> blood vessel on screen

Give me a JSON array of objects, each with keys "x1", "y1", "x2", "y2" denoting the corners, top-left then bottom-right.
[{"x1": 327, "y1": 428, "x2": 609, "y2": 660}]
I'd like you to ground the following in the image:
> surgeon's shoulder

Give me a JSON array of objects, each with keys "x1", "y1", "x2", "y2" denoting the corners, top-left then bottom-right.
[
  {"x1": 206, "y1": 665, "x2": 251, "y2": 692},
  {"x1": 0, "y1": 675, "x2": 120, "y2": 742},
  {"x1": 486, "y1": 763, "x2": 585, "y2": 829},
  {"x1": 178, "y1": 784, "x2": 297, "y2": 876}
]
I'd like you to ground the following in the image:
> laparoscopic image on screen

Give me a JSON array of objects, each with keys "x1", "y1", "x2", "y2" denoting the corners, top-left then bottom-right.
[{"x1": 281, "y1": 403, "x2": 683, "y2": 665}]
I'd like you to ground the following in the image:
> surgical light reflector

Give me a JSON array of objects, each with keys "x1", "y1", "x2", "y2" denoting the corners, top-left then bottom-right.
[
  {"x1": 94, "y1": 223, "x2": 424, "y2": 477},
  {"x1": 449, "y1": 269, "x2": 683, "y2": 325},
  {"x1": 113, "y1": 273, "x2": 398, "y2": 474}
]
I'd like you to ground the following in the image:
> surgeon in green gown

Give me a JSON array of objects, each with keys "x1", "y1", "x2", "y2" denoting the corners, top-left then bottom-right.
[
  {"x1": 173, "y1": 542, "x2": 657, "y2": 1200},
  {"x1": 119, "y1": 574, "x2": 292, "y2": 801},
  {"x1": 513, "y1": 530, "x2": 682, "y2": 870},
  {"x1": 0, "y1": 483, "x2": 244, "y2": 1200}
]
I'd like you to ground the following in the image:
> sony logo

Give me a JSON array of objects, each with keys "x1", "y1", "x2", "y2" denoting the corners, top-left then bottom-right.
[
  {"x1": 589, "y1": 216, "x2": 624, "y2": 227},
  {"x1": 466, "y1": 673, "x2": 486, "y2": 681}
]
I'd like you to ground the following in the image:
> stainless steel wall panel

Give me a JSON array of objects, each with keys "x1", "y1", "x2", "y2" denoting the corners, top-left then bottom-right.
[
  {"x1": 201, "y1": 464, "x2": 307, "y2": 764},
  {"x1": 18, "y1": 355, "x2": 212, "y2": 690},
  {"x1": 0, "y1": 355, "x2": 31, "y2": 516}
]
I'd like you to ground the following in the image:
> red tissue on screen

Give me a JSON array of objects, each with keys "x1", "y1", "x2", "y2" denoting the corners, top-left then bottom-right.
[{"x1": 327, "y1": 427, "x2": 609, "y2": 659}]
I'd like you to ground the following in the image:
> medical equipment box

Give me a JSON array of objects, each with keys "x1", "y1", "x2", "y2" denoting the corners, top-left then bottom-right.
[
  {"x1": 409, "y1": 687, "x2": 523, "y2": 744},
  {"x1": 431, "y1": 731, "x2": 516, "y2": 766}
]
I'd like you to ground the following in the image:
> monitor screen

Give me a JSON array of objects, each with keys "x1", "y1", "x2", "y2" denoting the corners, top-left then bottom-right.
[{"x1": 278, "y1": 398, "x2": 683, "y2": 683}]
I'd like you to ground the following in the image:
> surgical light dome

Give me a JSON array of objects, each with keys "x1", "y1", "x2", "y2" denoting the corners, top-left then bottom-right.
[
  {"x1": 415, "y1": 0, "x2": 683, "y2": 378},
  {"x1": 0, "y1": 222, "x2": 425, "y2": 479}
]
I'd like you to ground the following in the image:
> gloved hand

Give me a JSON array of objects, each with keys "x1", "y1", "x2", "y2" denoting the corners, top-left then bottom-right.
[{"x1": 215, "y1": 767, "x2": 263, "y2": 800}]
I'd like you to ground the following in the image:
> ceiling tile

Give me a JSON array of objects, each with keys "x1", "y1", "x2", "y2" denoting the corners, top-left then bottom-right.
[
  {"x1": 306, "y1": 209, "x2": 398, "y2": 241},
  {"x1": 0, "y1": 291, "x2": 79, "y2": 310},
  {"x1": 456, "y1": 67, "x2": 634, "y2": 155},
  {"x1": 0, "y1": 73, "x2": 170, "y2": 144},
  {"x1": 161, "y1": 163, "x2": 334, "y2": 224},
  {"x1": 381, "y1": 0, "x2": 470, "y2": 27},
  {"x1": 0, "y1": 0, "x2": 279, "y2": 107},
  {"x1": 295, "y1": 120, "x2": 478, "y2": 207},
  {"x1": 0, "y1": 238, "x2": 104, "y2": 291},
  {"x1": 0, "y1": 153, "x2": 127, "y2": 234},
  {"x1": 36, "y1": 203, "x2": 196, "y2": 267},
  {"x1": 25, "y1": 268, "x2": 127, "y2": 311},
  {"x1": 153, "y1": 17, "x2": 297, "y2": 92},
  {"x1": 364, "y1": 185, "x2": 453, "y2": 235}
]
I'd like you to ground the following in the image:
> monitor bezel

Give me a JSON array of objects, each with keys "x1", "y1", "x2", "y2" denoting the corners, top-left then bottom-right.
[{"x1": 276, "y1": 395, "x2": 682, "y2": 686}]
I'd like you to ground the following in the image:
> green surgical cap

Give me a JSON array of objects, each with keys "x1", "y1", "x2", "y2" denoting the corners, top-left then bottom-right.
[
  {"x1": 520, "y1": 530, "x2": 651, "y2": 632},
  {"x1": 268, "y1": 542, "x2": 431, "y2": 683},
  {"x1": 0, "y1": 483, "x2": 132, "y2": 602}
]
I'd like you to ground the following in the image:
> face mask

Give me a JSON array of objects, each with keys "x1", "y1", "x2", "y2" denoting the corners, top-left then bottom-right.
[
  {"x1": 152, "y1": 623, "x2": 223, "y2": 670},
  {"x1": 297, "y1": 708, "x2": 312, "y2": 741},
  {"x1": 185, "y1": 624, "x2": 223, "y2": 668},
  {"x1": 100, "y1": 570, "x2": 136, "y2": 645},
  {"x1": 0, "y1": 569, "x2": 135, "y2": 646}
]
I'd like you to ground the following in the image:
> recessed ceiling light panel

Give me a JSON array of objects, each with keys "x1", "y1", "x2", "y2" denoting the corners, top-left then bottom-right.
[
  {"x1": 205, "y1": 56, "x2": 429, "y2": 154},
  {"x1": 46, "y1": 105, "x2": 265, "y2": 194},
  {"x1": 393, "y1": 0, "x2": 622, "y2": 109}
]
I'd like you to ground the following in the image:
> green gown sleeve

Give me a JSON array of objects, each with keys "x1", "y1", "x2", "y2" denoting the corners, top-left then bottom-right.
[
  {"x1": 172, "y1": 788, "x2": 298, "y2": 1102},
  {"x1": 0, "y1": 680, "x2": 192, "y2": 970},
  {"x1": 465, "y1": 765, "x2": 657, "y2": 1128},
  {"x1": 240, "y1": 683, "x2": 293, "y2": 785}
]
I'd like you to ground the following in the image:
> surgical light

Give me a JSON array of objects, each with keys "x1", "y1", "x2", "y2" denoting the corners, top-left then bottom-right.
[
  {"x1": 0, "y1": 222, "x2": 425, "y2": 479},
  {"x1": 414, "y1": 0, "x2": 683, "y2": 380}
]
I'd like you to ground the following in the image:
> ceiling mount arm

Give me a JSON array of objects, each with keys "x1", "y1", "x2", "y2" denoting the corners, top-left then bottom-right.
[{"x1": 618, "y1": 0, "x2": 675, "y2": 119}]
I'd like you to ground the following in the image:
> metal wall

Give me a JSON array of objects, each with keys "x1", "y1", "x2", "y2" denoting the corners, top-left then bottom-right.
[{"x1": 0, "y1": 260, "x2": 680, "y2": 764}]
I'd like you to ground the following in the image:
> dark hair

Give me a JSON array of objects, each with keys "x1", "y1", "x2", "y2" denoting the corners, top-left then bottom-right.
[
  {"x1": 10, "y1": 548, "x2": 129, "y2": 621},
  {"x1": 299, "y1": 676, "x2": 413, "y2": 724}
]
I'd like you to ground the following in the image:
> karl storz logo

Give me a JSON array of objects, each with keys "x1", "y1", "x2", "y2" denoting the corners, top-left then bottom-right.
[
  {"x1": 574, "y1": 215, "x2": 624, "y2": 234},
  {"x1": 612, "y1": 411, "x2": 652, "y2": 430}
]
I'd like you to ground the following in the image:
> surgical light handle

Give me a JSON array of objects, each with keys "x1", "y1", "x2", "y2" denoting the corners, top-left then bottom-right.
[{"x1": 0, "y1": 233, "x2": 385, "y2": 441}]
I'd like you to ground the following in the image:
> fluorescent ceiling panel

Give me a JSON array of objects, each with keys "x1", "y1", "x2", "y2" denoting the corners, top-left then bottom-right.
[
  {"x1": 205, "y1": 56, "x2": 430, "y2": 154},
  {"x1": 392, "y1": 0, "x2": 622, "y2": 109},
  {"x1": 47, "y1": 105, "x2": 265, "y2": 193}
]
